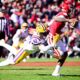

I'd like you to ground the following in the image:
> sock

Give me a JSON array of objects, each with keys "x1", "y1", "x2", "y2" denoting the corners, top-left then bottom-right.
[
  {"x1": 53, "y1": 64, "x2": 61, "y2": 74},
  {"x1": 7, "y1": 52, "x2": 14, "y2": 60}
]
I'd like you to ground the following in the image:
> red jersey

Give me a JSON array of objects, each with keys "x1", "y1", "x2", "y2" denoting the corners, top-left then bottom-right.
[{"x1": 49, "y1": 11, "x2": 68, "y2": 36}]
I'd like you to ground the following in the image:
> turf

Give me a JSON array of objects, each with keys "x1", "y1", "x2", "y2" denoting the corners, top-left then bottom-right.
[
  {"x1": 0, "y1": 57, "x2": 80, "y2": 80},
  {"x1": 0, "y1": 66, "x2": 80, "y2": 80},
  {"x1": 1, "y1": 57, "x2": 79, "y2": 62},
  {"x1": 25, "y1": 57, "x2": 80, "y2": 62}
]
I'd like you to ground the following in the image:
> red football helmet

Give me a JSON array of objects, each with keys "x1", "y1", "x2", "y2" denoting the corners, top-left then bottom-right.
[
  {"x1": 64, "y1": 0, "x2": 74, "y2": 4},
  {"x1": 61, "y1": 2, "x2": 70, "y2": 12}
]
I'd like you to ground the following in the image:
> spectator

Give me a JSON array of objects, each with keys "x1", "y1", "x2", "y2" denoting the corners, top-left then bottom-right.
[{"x1": 0, "y1": 9, "x2": 10, "y2": 57}]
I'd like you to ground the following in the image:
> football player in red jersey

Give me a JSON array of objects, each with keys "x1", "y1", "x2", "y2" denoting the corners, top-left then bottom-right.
[{"x1": 47, "y1": 2, "x2": 76, "y2": 76}]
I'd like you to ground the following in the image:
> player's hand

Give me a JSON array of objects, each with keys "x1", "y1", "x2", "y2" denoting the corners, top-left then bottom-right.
[
  {"x1": 69, "y1": 18, "x2": 78, "y2": 27},
  {"x1": 68, "y1": 18, "x2": 77, "y2": 23}
]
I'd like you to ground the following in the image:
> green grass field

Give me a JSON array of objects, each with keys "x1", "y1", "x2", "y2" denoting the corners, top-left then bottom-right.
[{"x1": 0, "y1": 57, "x2": 80, "y2": 80}]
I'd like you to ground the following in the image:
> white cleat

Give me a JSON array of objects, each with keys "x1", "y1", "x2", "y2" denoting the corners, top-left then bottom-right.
[
  {"x1": 0, "y1": 59, "x2": 15, "y2": 66},
  {"x1": 52, "y1": 72, "x2": 60, "y2": 77}
]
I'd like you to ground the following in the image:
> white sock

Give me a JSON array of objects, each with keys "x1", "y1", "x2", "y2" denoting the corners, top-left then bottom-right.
[
  {"x1": 7, "y1": 53, "x2": 14, "y2": 60},
  {"x1": 53, "y1": 65, "x2": 61, "y2": 74}
]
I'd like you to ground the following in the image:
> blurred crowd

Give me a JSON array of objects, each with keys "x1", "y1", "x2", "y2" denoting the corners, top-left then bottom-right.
[{"x1": 0, "y1": 0, "x2": 80, "y2": 58}]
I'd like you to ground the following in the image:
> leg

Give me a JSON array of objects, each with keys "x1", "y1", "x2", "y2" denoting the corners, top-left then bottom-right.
[
  {"x1": 52, "y1": 51, "x2": 68, "y2": 76},
  {"x1": 0, "y1": 48, "x2": 29, "y2": 66},
  {"x1": 53, "y1": 48, "x2": 62, "y2": 59},
  {"x1": 52, "y1": 39, "x2": 68, "y2": 76},
  {"x1": 0, "y1": 54, "x2": 15, "y2": 66},
  {"x1": 13, "y1": 48, "x2": 29, "y2": 64},
  {"x1": 13, "y1": 43, "x2": 38, "y2": 64}
]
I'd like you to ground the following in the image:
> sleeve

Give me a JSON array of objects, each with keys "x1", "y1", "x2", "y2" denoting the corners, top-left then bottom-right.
[
  {"x1": 12, "y1": 29, "x2": 21, "y2": 42},
  {"x1": 57, "y1": 12, "x2": 68, "y2": 18}
]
